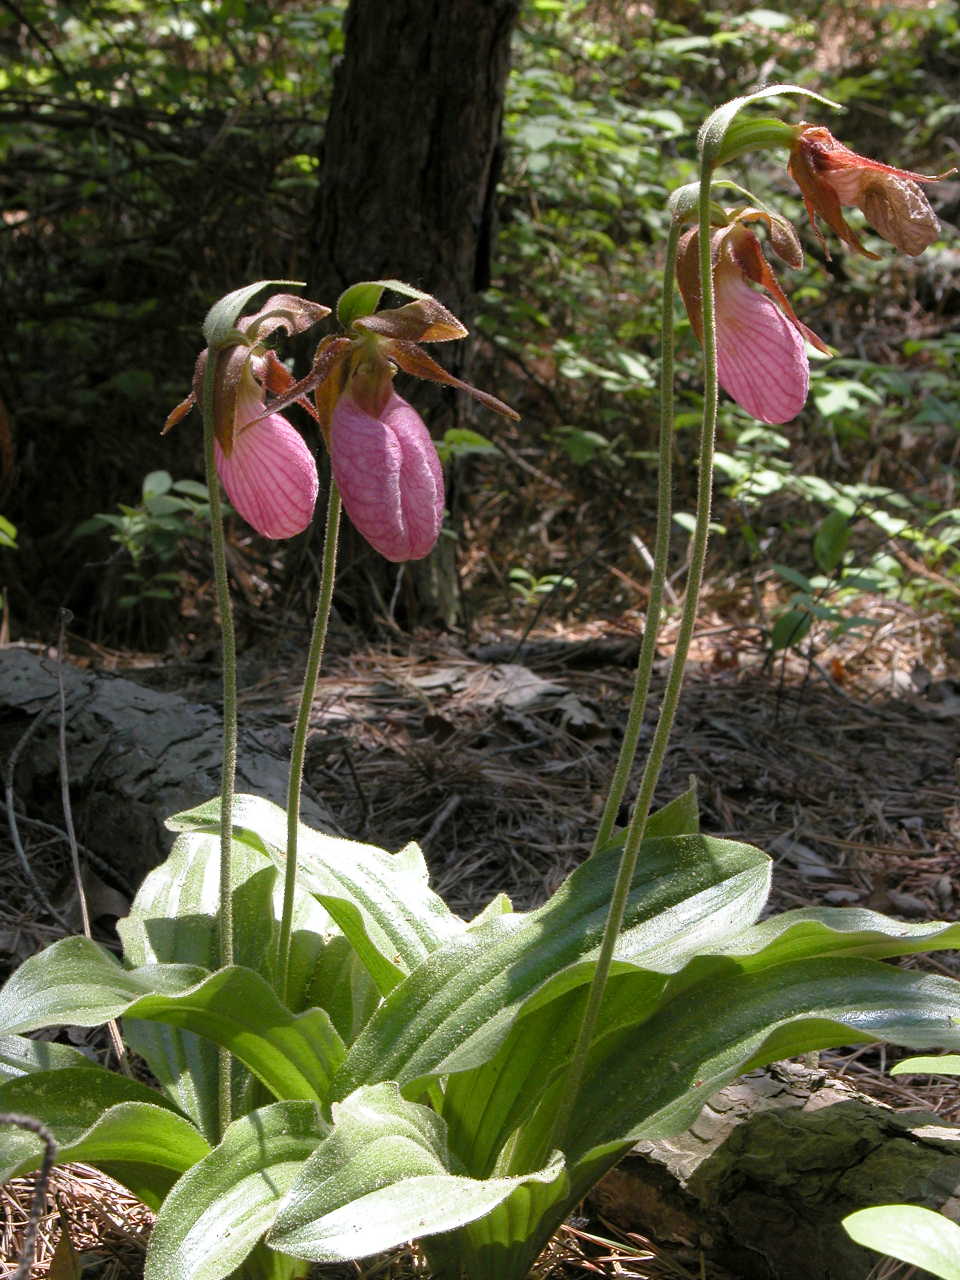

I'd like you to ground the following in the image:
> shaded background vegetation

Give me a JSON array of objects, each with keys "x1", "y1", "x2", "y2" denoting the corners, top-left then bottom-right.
[{"x1": 1, "y1": 0, "x2": 958, "y2": 653}]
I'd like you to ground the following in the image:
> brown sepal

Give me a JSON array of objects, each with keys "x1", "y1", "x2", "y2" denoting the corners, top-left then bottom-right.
[
  {"x1": 240, "y1": 294, "x2": 330, "y2": 343},
  {"x1": 734, "y1": 207, "x2": 804, "y2": 270},
  {"x1": 788, "y1": 134, "x2": 879, "y2": 260},
  {"x1": 162, "y1": 349, "x2": 206, "y2": 435},
  {"x1": 245, "y1": 336, "x2": 354, "y2": 430},
  {"x1": 383, "y1": 340, "x2": 520, "y2": 421},
  {"x1": 726, "y1": 225, "x2": 833, "y2": 356},
  {"x1": 353, "y1": 298, "x2": 468, "y2": 344}
]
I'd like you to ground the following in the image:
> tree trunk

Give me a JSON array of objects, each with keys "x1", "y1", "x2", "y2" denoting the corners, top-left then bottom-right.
[{"x1": 309, "y1": 0, "x2": 521, "y2": 629}]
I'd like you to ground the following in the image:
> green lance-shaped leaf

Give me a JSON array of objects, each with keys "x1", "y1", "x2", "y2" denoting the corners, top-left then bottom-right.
[
  {"x1": 421, "y1": 1162, "x2": 572, "y2": 1280},
  {"x1": 843, "y1": 1205, "x2": 960, "y2": 1279},
  {"x1": 333, "y1": 834, "x2": 770, "y2": 1098},
  {"x1": 559, "y1": 956, "x2": 960, "y2": 1169},
  {"x1": 122, "y1": 967, "x2": 345, "y2": 1104},
  {"x1": 266, "y1": 1083, "x2": 564, "y2": 1263},
  {"x1": 708, "y1": 907, "x2": 960, "y2": 973},
  {"x1": 0, "y1": 1067, "x2": 209, "y2": 1206},
  {"x1": 118, "y1": 829, "x2": 332, "y2": 1137},
  {"x1": 168, "y1": 793, "x2": 463, "y2": 995},
  {"x1": 145, "y1": 1101, "x2": 327, "y2": 1280},
  {"x1": 456, "y1": 955, "x2": 960, "y2": 1278},
  {"x1": 0, "y1": 1034, "x2": 95, "y2": 1083},
  {"x1": 0, "y1": 934, "x2": 205, "y2": 1034},
  {"x1": 442, "y1": 903, "x2": 960, "y2": 1176}
]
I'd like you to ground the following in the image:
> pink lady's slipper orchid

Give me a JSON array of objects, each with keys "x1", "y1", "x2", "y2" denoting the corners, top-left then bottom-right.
[
  {"x1": 677, "y1": 209, "x2": 832, "y2": 425},
  {"x1": 330, "y1": 389, "x2": 444, "y2": 562},
  {"x1": 164, "y1": 293, "x2": 328, "y2": 539},
  {"x1": 788, "y1": 125, "x2": 955, "y2": 259},
  {"x1": 267, "y1": 287, "x2": 519, "y2": 562}
]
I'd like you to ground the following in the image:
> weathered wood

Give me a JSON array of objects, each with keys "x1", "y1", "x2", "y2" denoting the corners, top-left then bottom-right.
[
  {"x1": 591, "y1": 1060, "x2": 960, "y2": 1279},
  {"x1": 0, "y1": 648, "x2": 335, "y2": 891}
]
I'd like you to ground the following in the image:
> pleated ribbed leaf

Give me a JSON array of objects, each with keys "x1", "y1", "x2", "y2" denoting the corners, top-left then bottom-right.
[
  {"x1": 145, "y1": 1101, "x2": 327, "y2": 1280},
  {"x1": 266, "y1": 1083, "x2": 564, "y2": 1264},
  {"x1": 333, "y1": 834, "x2": 770, "y2": 1098},
  {"x1": 168, "y1": 793, "x2": 463, "y2": 994},
  {"x1": 117, "y1": 828, "x2": 331, "y2": 1137},
  {"x1": 0, "y1": 1067, "x2": 208, "y2": 1205}
]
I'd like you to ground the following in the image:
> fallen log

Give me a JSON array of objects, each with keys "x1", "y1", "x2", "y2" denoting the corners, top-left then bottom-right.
[
  {"x1": 591, "y1": 1059, "x2": 960, "y2": 1279},
  {"x1": 0, "y1": 647, "x2": 336, "y2": 896}
]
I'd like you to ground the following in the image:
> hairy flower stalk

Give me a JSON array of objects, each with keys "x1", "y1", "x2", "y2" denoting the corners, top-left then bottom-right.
[
  {"x1": 590, "y1": 220, "x2": 682, "y2": 856},
  {"x1": 165, "y1": 286, "x2": 327, "y2": 1133}
]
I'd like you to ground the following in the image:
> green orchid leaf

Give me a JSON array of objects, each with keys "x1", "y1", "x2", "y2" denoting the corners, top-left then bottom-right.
[
  {"x1": 203, "y1": 280, "x2": 305, "y2": 347},
  {"x1": 0, "y1": 1068, "x2": 209, "y2": 1206},
  {"x1": 123, "y1": 967, "x2": 344, "y2": 1104},
  {"x1": 334, "y1": 834, "x2": 770, "y2": 1098},
  {"x1": 422, "y1": 1160, "x2": 571, "y2": 1280},
  {"x1": 598, "y1": 781, "x2": 700, "y2": 856},
  {"x1": 0, "y1": 935, "x2": 205, "y2": 1034},
  {"x1": 118, "y1": 828, "x2": 332, "y2": 1136},
  {"x1": 441, "y1": 967, "x2": 666, "y2": 1176},
  {"x1": 843, "y1": 1204, "x2": 960, "y2": 1279},
  {"x1": 168, "y1": 794, "x2": 463, "y2": 995},
  {"x1": 266, "y1": 1083, "x2": 564, "y2": 1263},
  {"x1": 0, "y1": 1034, "x2": 96, "y2": 1082},
  {"x1": 710, "y1": 908, "x2": 960, "y2": 972},
  {"x1": 561, "y1": 957, "x2": 960, "y2": 1169},
  {"x1": 304, "y1": 934, "x2": 381, "y2": 1046},
  {"x1": 144, "y1": 1101, "x2": 327, "y2": 1280}
]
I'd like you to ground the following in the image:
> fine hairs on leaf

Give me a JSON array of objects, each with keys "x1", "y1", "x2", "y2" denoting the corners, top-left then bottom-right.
[{"x1": 1, "y1": 72, "x2": 958, "y2": 1280}]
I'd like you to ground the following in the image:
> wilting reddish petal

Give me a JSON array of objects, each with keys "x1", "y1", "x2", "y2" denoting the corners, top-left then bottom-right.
[
  {"x1": 215, "y1": 399, "x2": 319, "y2": 539},
  {"x1": 330, "y1": 391, "x2": 444, "y2": 562},
  {"x1": 714, "y1": 263, "x2": 809, "y2": 424}
]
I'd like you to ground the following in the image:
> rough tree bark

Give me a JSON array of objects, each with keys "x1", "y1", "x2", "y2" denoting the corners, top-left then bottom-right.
[{"x1": 309, "y1": 0, "x2": 521, "y2": 629}]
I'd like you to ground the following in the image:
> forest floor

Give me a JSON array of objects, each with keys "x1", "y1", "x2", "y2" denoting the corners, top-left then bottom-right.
[{"x1": 2, "y1": 584, "x2": 959, "y2": 1278}]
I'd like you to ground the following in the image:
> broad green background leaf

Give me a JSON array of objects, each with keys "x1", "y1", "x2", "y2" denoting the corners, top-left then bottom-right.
[
  {"x1": 0, "y1": 1067, "x2": 208, "y2": 1206},
  {"x1": 891, "y1": 1055, "x2": 960, "y2": 1077},
  {"x1": 843, "y1": 1205, "x2": 960, "y2": 1280},
  {"x1": 0, "y1": 935, "x2": 204, "y2": 1034},
  {"x1": 145, "y1": 1101, "x2": 327, "y2": 1280},
  {"x1": 267, "y1": 1083, "x2": 563, "y2": 1263}
]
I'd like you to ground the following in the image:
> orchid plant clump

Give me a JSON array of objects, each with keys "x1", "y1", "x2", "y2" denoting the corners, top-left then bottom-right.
[{"x1": 1, "y1": 86, "x2": 958, "y2": 1280}]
